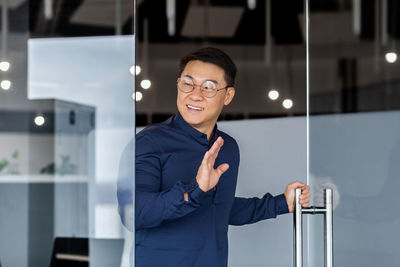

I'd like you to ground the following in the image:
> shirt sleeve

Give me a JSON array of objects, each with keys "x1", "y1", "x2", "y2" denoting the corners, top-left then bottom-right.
[
  {"x1": 228, "y1": 193, "x2": 289, "y2": 226},
  {"x1": 134, "y1": 133, "x2": 208, "y2": 230}
]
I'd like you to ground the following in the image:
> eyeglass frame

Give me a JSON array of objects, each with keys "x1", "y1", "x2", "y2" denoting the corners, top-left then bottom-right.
[{"x1": 177, "y1": 76, "x2": 233, "y2": 98}]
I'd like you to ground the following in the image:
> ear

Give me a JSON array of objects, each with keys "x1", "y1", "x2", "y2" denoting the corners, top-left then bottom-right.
[{"x1": 224, "y1": 87, "x2": 235, "y2": 106}]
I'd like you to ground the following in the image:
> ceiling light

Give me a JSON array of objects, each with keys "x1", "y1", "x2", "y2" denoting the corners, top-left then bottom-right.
[
  {"x1": 34, "y1": 115, "x2": 45, "y2": 126},
  {"x1": 130, "y1": 65, "x2": 141, "y2": 75},
  {"x1": 129, "y1": 66, "x2": 135, "y2": 75},
  {"x1": 268, "y1": 89, "x2": 279, "y2": 100},
  {"x1": 135, "y1": 92, "x2": 143, "y2": 102},
  {"x1": 0, "y1": 61, "x2": 10, "y2": 71},
  {"x1": 135, "y1": 66, "x2": 141, "y2": 75},
  {"x1": 385, "y1": 52, "x2": 397, "y2": 63},
  {"x1": 1, "y1": 80, "x2": 11, "y2": 90},
  {"x1": 247, "y1": 0, "x2": 256, "y2": 10},
  {"x1": 167, "y1": 0, "x2": 176, "y2": 36},
  {"x1": 140, "y1": 79, "x2": 151, "y2": 90},
  {"x1": 283, "y1": 99, "x2": 293, "y2": 109}
]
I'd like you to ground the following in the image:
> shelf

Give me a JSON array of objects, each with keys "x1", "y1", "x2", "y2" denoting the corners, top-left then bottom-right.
[{"x1": 0, "y1": 174, "x2": 88, "y2": 183}]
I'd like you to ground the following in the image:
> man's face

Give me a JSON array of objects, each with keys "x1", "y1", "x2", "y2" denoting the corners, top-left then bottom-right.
[{"x1": 177, "y1": 60, "x2": 235, "y2": 135}]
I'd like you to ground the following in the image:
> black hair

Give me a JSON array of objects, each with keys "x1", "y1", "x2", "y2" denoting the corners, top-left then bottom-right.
[{"x1": 178, "y1": 47, "x2": 237, "y2": 86}]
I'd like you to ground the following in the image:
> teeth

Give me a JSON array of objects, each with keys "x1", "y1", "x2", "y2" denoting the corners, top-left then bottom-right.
[{"x1": 187, "y1": 104, "x2": 203, "y2": 111}]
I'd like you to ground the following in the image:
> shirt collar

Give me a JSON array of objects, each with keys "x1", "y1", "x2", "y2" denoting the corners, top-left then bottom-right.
[{"x1": 174, "y1": 112, "x2": 219, "y2": 145}]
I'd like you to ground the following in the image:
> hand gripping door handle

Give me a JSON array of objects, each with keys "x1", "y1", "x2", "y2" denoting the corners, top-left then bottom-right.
[{"x1": 294, "y1": 188, "x2": 333, "y2": 267}]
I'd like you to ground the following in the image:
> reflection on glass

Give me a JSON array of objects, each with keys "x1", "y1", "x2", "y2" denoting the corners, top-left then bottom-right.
[
  {"x1": 34, "y1": 115, "x2": 45, "y2": 126},
  {"x1": 135, "y1": 92, "x2": 143, "y2": 102},
  {"x1": 135, "y1": 65, "x2": 142, "y2": 75},
  {"x1": 0, "y1": 61, "x2": 10, "y2": 71},
  {"x1": 28, "y1": 36, "x2": 135, "y2": 266},
  {"x1": 0, "y1": 80, "x2": 11, "y2": 90},
  {"x1": 0, "y1": 0, "x2": 135, "y2": 266}
]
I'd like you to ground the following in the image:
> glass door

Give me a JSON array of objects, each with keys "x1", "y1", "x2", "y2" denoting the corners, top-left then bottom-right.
[
  {"x1": 307, "y1": 0, "x2": 400, "y2": 266},
  {"x1": 0, "y1": 1, "x2": 136, "y2": 266}
]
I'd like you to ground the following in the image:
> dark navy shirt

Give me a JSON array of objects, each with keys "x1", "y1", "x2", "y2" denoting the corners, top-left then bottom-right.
[{"x1": 117, "y1": 113, "x2": 289, "y2": 267}]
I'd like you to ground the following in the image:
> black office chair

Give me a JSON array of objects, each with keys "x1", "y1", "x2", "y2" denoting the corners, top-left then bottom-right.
[
  {"x1": 49, "y1": 237, "x2": 89, "y2": 267},
  {"x1": 49, "y1": 237, "x2": 124, "y2": 267}
]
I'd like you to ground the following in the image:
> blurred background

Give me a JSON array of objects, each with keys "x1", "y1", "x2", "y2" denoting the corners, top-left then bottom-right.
[{"x1": 0, "y1": 0, "x2": 399, "y2": 266}]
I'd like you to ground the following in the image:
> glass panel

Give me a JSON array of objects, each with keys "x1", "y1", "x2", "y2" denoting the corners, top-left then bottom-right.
[
  {"x1": 0, "y1": 1, "x2": 135, "y2": 266},
  {"x1": 308, "y1": 0, "x2": 400, "y2": 266}
]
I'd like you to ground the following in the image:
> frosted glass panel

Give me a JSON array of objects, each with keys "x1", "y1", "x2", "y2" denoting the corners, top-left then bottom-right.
[
  {"x1": 8, "y1": 35, "x2": 137, "y2": 266},
  {"x1": 307, "y1": 0, "x2": 400, "y2": 265},
  {"x1": 28, "y1": 35, "x2": 135, "y2": 130},
  {"x1": 308, "y1": 111, "x2": 400, "y2": 266}
]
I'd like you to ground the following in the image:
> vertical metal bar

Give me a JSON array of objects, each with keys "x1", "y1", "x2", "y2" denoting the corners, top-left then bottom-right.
[
  {"x1": 1, "y1": 0, "x2": 8, "y2": 60},
  {"x1": 44, "y1": 0, "x2": 53, "y2": 20},
  {"x1": 305, "y1": 0, "x2": 311, "y2": 263},
  {"x1": 324, "y1": 189, "x2": 333, "y2": 267},
  {"x1": 166, "y1": 0, "x2": 176, "y2": 36},
  {"x1": 294, "y1": 188, "x2": 303, "y2": 267},
  {"x1": 265, "y1": 0, "x2": 271, "y2": 66},
  {"x1": 352, "y1": 0, "x2": 361, "y2": 35},
  {"x1": 381, "y1": 0, "x2": 388, "y2": 46},
  {"x1": 115, "y1": 0, "x2": 122, "y2": 35},
  {"x1": 305, "y1": 0, "x2": 310, "y2": 185},
  {"x1": 374, "y1": 0, "x2": 381, "y2": 72}
]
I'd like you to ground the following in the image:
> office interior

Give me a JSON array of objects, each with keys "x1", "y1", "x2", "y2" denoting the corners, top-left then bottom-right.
[{"x1": 0, "y1": 0, "x2": 399, "y2": 266}]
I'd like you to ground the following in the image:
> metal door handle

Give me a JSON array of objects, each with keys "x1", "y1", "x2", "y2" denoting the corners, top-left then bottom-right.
[{"x1": 294, "y1": 188, "x2": 333, "y2": 267}]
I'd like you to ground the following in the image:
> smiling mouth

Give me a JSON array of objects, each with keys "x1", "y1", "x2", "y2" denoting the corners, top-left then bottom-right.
[{"x1": 186, "y1": 104, "x2": 204, "y2": 111}]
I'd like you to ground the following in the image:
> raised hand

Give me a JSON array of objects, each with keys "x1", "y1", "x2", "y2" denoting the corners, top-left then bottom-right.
[{"x1": 196, "y1": 137, "x2": 229, "y2": 192}]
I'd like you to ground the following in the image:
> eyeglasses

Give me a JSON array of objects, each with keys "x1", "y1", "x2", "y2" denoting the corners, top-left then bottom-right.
[{"x1": 177, "y1": 77, "x2": 231, "y2": 98}]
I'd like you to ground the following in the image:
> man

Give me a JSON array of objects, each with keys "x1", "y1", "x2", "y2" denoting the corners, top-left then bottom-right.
[{"x1": 118, "y1": 47, "x2": 310, "y2": 267}]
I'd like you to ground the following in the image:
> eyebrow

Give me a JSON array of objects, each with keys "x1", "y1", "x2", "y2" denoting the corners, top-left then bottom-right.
[{"x1": 183, "y1": 75, "x2": 219, "y2": 84}]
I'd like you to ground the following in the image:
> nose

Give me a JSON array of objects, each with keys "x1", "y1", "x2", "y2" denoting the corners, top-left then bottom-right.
[{"x1": 189, "y1": 85, "x2": 204, "y2": 100}]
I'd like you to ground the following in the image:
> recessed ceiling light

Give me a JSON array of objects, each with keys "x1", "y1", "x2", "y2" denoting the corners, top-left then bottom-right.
[
  {"x1": 1, "y1": 80, "x2": 11, "y2": 90},
  {"x1": 34, "y1": 115, "x2": 45, "y2": 126},
  {"x1": 0, "y1": 61, "x2": 10, "y2": 71},
  {"x1": 130, "y1": 65, "x2": 141, "y2": 76},
  {"x1": 135, "y1": 92, "x2": 143, "y2": 102},
  {"x1": 268, "y1": 89, "x2": 279, "y2": 100},
  {"x1": 141, "y1": 79, "x2": 151, "y2": 90},
  {"x1": 283, "y1": 99, "x2": 293, "y2": 109},
  {"x1": 135, "y1": 66, "x2": 141, "y2": 75},
  {"x1": 385, "y1": 52, "x2": 397, "y2": 63}
]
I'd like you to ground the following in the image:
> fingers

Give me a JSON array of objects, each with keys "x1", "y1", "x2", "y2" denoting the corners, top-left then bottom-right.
[
  {"x1": 288, "y1": 180, "x2": 307, "y2": 190},
  {"x1": 196, "y1": 138, "x2": 228, "y2": 192},
  {"x1": 201, "y1": 151, "x2": 210, "y2": 164},
  {"x1": 203, "y1": 137, "x2": 224, "y2": 165},
  {"x1": 209, "y1": 137, "x2": 224, "y2": 158},
  {"x1": 299, "y1": 191, "x2": 311, "y2": 207},
  {"x1": 299, "y1": 184, "x2": 310, "y2": 207},
  {"x1": 215, "y1": 163, "x2": 229, "y2": 177},
  {"x1": 287, "y1": 181, "x2": 311, "y2": 208},
  {"x1": 208, "y1": 137, "x2": 222, "y2": 154}
]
